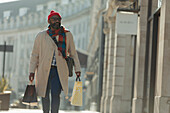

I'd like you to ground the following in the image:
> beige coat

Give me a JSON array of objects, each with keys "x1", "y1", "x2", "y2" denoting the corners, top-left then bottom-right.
[{"x1": 29, "y1": 30, "x2": 81, "y2": 97}]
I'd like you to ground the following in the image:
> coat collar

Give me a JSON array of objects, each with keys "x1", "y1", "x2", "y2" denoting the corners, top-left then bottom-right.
[
  {"x1": 44, "y1": 31, "x2": 59, "y2": 53},
  {"x1": 43, "y1": 30, "x2": 68, "y2": 57}
]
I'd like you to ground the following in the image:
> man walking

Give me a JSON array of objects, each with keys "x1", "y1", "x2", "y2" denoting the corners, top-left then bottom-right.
[{"x1": 29, "y1": 10, "x2": 81, "y2": 113}]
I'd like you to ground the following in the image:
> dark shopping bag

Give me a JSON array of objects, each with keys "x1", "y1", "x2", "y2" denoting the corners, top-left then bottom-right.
[{"x1": 22, "y1": 84, "x2": 38, "y2": 106}]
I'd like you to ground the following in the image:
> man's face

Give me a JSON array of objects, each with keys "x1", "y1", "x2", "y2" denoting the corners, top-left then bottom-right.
[{"x1": 49, "y1": 15, "x2": 61, "y2": 29}]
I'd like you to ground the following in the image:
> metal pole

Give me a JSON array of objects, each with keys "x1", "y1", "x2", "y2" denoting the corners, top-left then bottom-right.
[{"x1": 2, "y1": 41, "x2": 6, "y2": 78}]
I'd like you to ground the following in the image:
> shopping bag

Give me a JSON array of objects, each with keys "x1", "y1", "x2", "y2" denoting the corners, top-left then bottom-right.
[
  {"x1": 22, "y1": 84, "x2": 38, "y2": 106},
  {"x1": 71, "y1": 77, "x2": 82, "y2": 106}
]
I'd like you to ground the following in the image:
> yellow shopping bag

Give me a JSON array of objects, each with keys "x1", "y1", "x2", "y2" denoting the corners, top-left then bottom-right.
[{"x1": 71, "y1": 77, "x2": 82, "y2": 106}]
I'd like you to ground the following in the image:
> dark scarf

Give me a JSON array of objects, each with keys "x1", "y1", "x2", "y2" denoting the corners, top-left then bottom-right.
[{"x1": 47, "y1": 25, "x2": 69, "y2": 58}]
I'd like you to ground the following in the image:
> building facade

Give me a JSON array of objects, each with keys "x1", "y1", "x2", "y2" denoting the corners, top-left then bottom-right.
[
  {"x1": 84, "y1": 0, "x2": 107, "y2": 111},
  {"x1": 99, "y1": 0, "x2": 170, "y2": 113},
  {"x1": 0, "y1": 0, "x2": 91, "y2": 110},
  {"x1": 57, "y1": 0, "x2": 91, "y2": 110}
]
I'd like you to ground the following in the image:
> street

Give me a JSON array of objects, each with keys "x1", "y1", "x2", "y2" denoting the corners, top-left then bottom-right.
[{"x1": 0, "y1": 109, "x2": 99, "y2": 113}]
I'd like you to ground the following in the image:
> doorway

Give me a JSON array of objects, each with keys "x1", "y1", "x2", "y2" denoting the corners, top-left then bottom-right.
[{"x1": 148, "y1": 8, "x2": 160, "y2": 113}]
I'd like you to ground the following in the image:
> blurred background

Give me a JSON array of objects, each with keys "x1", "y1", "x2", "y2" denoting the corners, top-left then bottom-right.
[
  {"x1": 0, "y1": 0, "x2": 99, "y2": 111},
  {"x1": 1, "y1": 0, "x2": 170, "y2": 113}
]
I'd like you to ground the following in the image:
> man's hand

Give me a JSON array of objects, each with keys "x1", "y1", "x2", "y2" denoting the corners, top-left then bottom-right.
[
  {"x1": 75, "y1": 71, "x2": 81, "y2": 78},
  {"x1": 29, "y1": 73, "x2": 35, "y2": 82}
]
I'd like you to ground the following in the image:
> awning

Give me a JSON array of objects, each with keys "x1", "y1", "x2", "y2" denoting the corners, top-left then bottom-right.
[{"x1": 76, "y1": 49, "x2": 88, "y2": 68}]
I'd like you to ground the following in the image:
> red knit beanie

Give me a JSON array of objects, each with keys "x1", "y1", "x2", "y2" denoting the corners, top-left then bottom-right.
[{"x1": 48, "y1": 10, "x2": 62, "y2": 21}]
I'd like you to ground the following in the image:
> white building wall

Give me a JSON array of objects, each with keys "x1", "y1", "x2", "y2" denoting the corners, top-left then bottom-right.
[
  {"x1": 59, "y1": 0, "x2": 91, "y2": 110},
  {"x1": 0, "y1": 29, "x2": 42, "y2": 98},
  {"x1": 0, "y1": 0, "x2": 92, "y2": 108}
]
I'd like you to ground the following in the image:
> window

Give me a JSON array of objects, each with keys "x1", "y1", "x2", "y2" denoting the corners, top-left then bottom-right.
[
  {"x1": 79, "y1": 23, "x2": 82, "y2": 33},
  {"x1": 84, "y1": 21, "x2": 87, "y2": 31},
  {"x1": 79, "y1": 24, "x2": 81, "y2": 33},
  {"x1": 78, "y1": 39, "x2": 80, "y2": 48},
  {"x1": 37, "y1": 4, "x2": 44, "y2": 11},
  {"x1": 73, "y1": 26, "x2": 75, "y2": 35},
  {"x1": 82, "y1": 37, "x2": 85, "y2": 49},
  {"x1": 61, "y1": 0, "x2": 69, "y2": 5},
  {"x1": 47, "y1": 1, "x2": 56, "y2": 10},
  {"x1": 82, "y1": 22, "x2": 85, "y2": 31},
  {"x1": 101, "y1": 0, "x2": 104, "y2": 4},
  {"x1": 158, "y1": 0, "x2": 162, "y2": 8},
  {"x1": 3, "y1": 11, "x2": 10, "y2": 18},
  {"x1": 74, "y1": 25, "x2": 77, "y2": 35},
  {"x1": 19, "y1": 8, "x2": 27, "y2": 16}
]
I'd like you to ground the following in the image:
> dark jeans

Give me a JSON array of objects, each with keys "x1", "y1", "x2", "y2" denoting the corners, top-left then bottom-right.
[{"x1": 42, "y1": 67, "x2": 62, "y2": 113}]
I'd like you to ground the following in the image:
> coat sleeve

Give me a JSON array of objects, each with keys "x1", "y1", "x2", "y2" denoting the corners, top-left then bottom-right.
[
  {"x1": 29, "y1": 33, "x2": 40, "y2": 73},
  {"x1": 68, "y1": 32, "x2": 81, "y2": 72}
]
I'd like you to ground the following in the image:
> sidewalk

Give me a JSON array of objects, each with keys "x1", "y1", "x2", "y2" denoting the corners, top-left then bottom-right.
[{"x1": 0, "y1": 109, "x2": 100, "y2": 113}]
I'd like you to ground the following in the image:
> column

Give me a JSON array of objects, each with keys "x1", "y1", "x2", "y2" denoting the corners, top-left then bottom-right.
[
  {"x1": 100, "y1": 21, "x2": 110, "y2": 113},
  {"x1": 104, "y1": 17, "x2": 116, "y2": 113},
  {"x1": 109, "y1": 32, "x2": 132, "y2": 113},
  {"x1": 154, "y1": 0, "x2": 170, "y2": 113},
  {"x1": 121, "y1": 35, "x2": 134, "y2": 113},
  {"x1": 132, "y1": 0, "x2": 149, "y2": 113}
]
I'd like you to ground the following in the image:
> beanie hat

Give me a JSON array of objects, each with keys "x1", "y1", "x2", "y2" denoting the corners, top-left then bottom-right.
[{"x1": 48, "y1": 10, "x2": 62, "y2": 21}]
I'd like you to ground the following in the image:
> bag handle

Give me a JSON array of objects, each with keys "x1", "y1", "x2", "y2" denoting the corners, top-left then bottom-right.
[{"x1": 76, "y1": 77, "x2": 81, "y2": 81}]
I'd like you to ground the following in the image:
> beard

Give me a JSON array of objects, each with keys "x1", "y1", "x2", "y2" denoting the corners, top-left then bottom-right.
[{"x1": 50, "y1": 22, "x2": 61, "y2": 29}]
